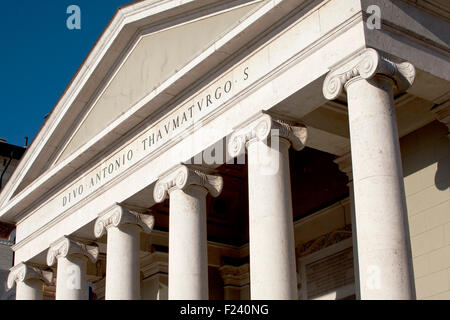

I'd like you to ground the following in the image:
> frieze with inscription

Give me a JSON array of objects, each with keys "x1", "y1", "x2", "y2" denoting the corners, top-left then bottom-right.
[{"x1": 61, "y1": 67, "x2": 250, "y2": 209}]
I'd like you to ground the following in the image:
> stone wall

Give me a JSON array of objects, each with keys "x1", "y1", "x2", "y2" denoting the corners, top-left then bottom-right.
[
  {"x1": 401, "y1": 120, "x2": 450, "y2": 299},
  {"x1": 293, "y1": 118, "x2": 450, "y2": 300}
]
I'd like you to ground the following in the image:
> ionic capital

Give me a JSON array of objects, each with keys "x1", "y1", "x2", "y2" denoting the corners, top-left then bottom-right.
[
  {"x1": 6, "y1": 262, "x2": 53, "y2": 291},
  {"x1": 323, "y1": 48, "x2": 416, "y2": 100},
  {"x1": 47, "y1": 236, "x2": 99, "y2": 266},
  {"x1": 228, "y1": 112, "x2": 308, "y2": 158},
  {"x1": 94, "y1": 204, "x2": 155, "y2": 238},
  {"x1": 153, "y1": 164, "x2": 223, "y2": 203}
]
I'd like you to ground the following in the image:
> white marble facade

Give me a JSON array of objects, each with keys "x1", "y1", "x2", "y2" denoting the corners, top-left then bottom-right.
[{"x1": 1, "y1": 0, "x2": 449, "y2": 300}]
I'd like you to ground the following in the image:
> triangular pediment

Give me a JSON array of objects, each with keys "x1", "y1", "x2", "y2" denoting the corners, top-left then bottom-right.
[
  {"x1": 54, "y1": 2, "x2": 260, "y2": 166},
  {"x1": 0, "y1": 0, "x2": 269, "y2": 216}
]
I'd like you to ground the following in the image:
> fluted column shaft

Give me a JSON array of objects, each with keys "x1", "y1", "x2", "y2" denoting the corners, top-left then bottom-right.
[
  {"x1": 154, "y1": 164, "x2": 223, "y2": 300},
  {"x1": 324, "y1": 48, "x2": 416, "y2": 299}
]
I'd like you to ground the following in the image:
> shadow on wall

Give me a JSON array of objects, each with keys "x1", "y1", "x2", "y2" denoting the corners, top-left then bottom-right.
[
  {"x1": 401, "y1": 120, "x2": 449, "y2": 191},
  {"x1": 436, "y1": 157, "x2": 450, "y2": 191}
]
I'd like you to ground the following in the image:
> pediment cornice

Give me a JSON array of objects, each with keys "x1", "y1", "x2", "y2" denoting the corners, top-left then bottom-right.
[
  {"x1": 0, "y1": 0, "x2": 281, "y2": 221},
  {"x1": 5, "y1": 0, "x2": 446, "y2": 226}
]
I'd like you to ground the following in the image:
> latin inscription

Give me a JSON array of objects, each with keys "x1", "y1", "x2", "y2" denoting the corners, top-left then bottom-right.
[{"x1": 61, "y1": 67, "x2": 250, "y2": 208}]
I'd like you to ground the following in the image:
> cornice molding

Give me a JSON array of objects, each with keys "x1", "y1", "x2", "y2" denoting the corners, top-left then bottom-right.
[
  {"x1": 47, "y1": 236, "x2": 99, "y2": 266},
  {"x1": 219, "y1": 263, "x2": 250, "y2": 287},
  {"x1": 333, "y1": 153, "x2": 353, "y2": 182},
  {"x1": 6, "y1": 262, "x2": 53, "y2": 291},
  {"x1": 296, "y1": 225, "x2": 352, "y2": 258},
  {"x1": 5, "y1": 0, "x2": 359, "y2": 238},
  {"x1": 8, "y1": 2, "x2": 366, "y2": 256},
  {"x1": 141, "y1": 251, "x2": 169, "y2": 279},
  {"x1": 49, "y1": 0, "x2": 265, "y2": 169},
  {"x1": 153, "y1": 164, "x2": 223, "y2": 203},
  {"x1": 0, "y1": 0, "x2": 268, "y2": 220},
  {"x1": 323, "y1": 48, "x2": 416, "y2": 100},
  {"x1": 94, "y1": 204, "x2": 155, "y2": 238},
  {"x1": 402, "y1": 0, "x2": 450, "y2": 23},
  {"x1": 228, "y1": 112, "x2": 308, "y2": 158}
]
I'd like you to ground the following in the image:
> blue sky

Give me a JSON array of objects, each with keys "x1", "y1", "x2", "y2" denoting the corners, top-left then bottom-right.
[{"x1": 0, "y1": 0, "x2": 131, "y2": 147}]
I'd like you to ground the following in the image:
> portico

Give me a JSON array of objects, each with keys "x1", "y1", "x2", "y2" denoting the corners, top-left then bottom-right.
[{"x1": 1, "y1": 0, "x2": 449, "y2": 300}]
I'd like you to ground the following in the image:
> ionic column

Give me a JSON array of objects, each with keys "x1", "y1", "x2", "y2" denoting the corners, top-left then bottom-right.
[
  {"x1": 323, "y1": 48, "x2": 416, "y2": 299},
  {"x1": 228, "y1": 112, "x2": 308, "y2": 300},
  {"x1": 154, "y1": 164, "x2": 223, "y2": 300},
  {"x1": 47, "y1": 236, "x2": 98, "y2": 300},
  {"x1": 94, "y1": 205, "x2": 155, "y2": 300},
  {"x1": 6, "y1": 262, "x2": 53, "y2": 300}
]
